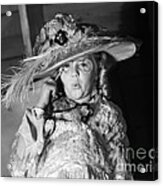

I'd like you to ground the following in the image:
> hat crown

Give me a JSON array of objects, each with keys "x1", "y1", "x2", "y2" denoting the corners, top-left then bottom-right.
[{"x1": 33, "y1": 13, "x2": 98, "y2": 56}]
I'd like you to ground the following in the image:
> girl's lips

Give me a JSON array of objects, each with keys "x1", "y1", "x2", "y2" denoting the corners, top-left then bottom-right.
[{"x1": 71, "y1": 83, "x2": 81, "y2": 89}]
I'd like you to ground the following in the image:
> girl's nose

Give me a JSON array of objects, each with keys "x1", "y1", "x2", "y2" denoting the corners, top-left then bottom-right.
[{"x1": 71, "y1": 63, "x2": 79, "y2": 77}]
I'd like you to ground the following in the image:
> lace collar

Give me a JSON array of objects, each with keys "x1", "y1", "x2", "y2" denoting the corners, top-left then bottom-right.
[{"x1": 52, "y1": 89, "x2": 100, "y2": 112}]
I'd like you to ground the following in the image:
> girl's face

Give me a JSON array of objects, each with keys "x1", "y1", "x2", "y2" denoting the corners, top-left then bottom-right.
[{"x1": 60, "y1": 56, "x2": 97, "y2": 102}]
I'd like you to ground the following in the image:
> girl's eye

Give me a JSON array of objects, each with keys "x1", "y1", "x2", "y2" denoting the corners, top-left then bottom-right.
[
  {"x1": 62, "y1": 64, "x2": 70, "y2": 72},
  {"x1": 79, "y1": 59, "x2": 93, "y2": 72},
  {"x1": 80, "y1": 63, "x2": 87, "y2": 67}
]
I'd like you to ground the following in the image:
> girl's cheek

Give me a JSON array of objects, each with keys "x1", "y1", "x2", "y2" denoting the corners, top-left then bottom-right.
[{"x1": 61, "y1": 73, "x2": 68, "y2": 82}]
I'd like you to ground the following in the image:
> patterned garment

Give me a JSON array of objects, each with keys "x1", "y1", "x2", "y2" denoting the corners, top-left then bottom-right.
[{"x1": 8, "y1": 94, "x2": 133, "y2": 179}]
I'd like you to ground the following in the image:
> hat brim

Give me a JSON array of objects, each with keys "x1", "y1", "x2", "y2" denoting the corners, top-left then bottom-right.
[{"x1": 33, "y1": 40, "x2": 136, "y2": 82}]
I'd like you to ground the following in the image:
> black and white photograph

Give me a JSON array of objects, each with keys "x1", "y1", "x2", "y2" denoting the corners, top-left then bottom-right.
[{"x1": 1, "y1": 1, "x2": 158, "y2": 181}]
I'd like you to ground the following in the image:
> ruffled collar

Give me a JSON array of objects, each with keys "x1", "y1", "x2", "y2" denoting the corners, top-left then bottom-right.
[{"x1": 52, "y1": 89, "x2": 99, "y2": 112}]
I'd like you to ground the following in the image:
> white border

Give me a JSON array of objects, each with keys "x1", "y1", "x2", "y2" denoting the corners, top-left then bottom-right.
[
  {"x1": 0, "y1": 0, "x2": 159, "y2": 4},
  {"x1": 1, "y1": 0, "x2": 162, "y2": 185}
]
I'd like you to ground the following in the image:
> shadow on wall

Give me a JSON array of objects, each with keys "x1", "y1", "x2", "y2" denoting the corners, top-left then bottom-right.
[{"x1": 109, "y1": 2, "x2": 157, "y2": 180}]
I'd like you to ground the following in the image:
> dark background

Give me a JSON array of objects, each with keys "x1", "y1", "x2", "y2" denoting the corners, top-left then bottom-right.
[{"x1": 1, "y1": 2, "x2": 158, "y2": 180}]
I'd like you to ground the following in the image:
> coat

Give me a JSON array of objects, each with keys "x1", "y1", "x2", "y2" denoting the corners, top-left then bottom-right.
[{"x1": 8, "y1": 93, "x2": 133, "y2": 179}]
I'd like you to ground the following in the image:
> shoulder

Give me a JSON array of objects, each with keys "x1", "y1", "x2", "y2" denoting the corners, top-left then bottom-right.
[
  {"x1": 96, "y1": 96, "x2": 129, "y2": 146},
  {"x1": 96, "y1": 96, "x2": 127, "y2": 135},
  {"x1": 16, "y1": 107, "x2": 44, "y2": 145},
  {"x1": 100, "y1": 96, "x2": 124, "y2": 123}
]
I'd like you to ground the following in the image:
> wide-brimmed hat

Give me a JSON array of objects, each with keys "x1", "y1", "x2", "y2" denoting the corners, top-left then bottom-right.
[{"x1": 2, "y1": 13, "x2": 138, "y2": 108}]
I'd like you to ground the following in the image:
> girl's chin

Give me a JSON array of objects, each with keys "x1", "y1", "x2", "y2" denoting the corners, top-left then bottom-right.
[{"x1": 66, "y1": 90, "x2": 84, "y2": 101}]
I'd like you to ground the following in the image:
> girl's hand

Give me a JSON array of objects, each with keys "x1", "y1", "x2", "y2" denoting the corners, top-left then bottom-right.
[{"x1": 36, "y1": 77, "x2": 56, "y2": 109}]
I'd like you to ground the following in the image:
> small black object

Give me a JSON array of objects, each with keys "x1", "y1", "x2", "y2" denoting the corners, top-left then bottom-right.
[{"x1": 55, "y1": 30, "x2": 68, "y2": 46}]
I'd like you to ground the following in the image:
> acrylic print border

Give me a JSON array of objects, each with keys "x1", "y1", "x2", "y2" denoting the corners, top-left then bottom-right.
[{"x1": 1, "y1": 0, "x2": 158, "y2": 181}]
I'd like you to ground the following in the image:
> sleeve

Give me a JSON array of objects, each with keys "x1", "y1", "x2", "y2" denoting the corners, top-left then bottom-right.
[
  {"x1": 8, "y1": 107, "x2": 45, "y2": 177},
  {"x1": 104, "y1": 102, "x2": 133, "y2": 180}
]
